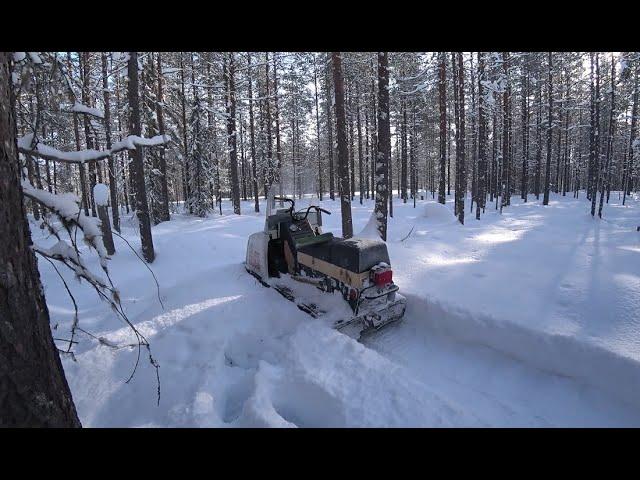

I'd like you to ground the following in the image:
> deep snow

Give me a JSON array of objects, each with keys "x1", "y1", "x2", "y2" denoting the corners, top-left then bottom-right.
[{"x1": 32, "y1": 190, "x2": 640, "y2": 427}]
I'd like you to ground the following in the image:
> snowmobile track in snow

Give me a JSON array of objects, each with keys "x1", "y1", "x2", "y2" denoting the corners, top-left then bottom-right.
[{"x1": 246, "y1": 267, "x2": 325, "y2": 318}]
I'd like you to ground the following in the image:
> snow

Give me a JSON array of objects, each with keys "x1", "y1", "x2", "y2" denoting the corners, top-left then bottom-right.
[
  {"x1": 110, "y1": 134, "x2": 170, "y2": 151},
  {"x1": 27, "y1": 52, "x2": 43, "y2": 64},
  {"x1": 71, "y1": 102, "x2": 104, "y2": 119},
  {"x1": 32, "y1": 191, "x2": 640, "y2": 427},
  {"x1": 93, "y1": 183, "x2": 109, "y2": 207}
]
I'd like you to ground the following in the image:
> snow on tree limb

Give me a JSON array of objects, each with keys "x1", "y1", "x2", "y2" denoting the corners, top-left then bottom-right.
[
  {"x1": 17, "y1": 133, "x2": 170, "y2": 164},
  {"x1": 69, "y1": 101, "x2": 105, "y2": 119},
  {"x1": 21, "y1": 177, "x2": 109, "y2": 265}
]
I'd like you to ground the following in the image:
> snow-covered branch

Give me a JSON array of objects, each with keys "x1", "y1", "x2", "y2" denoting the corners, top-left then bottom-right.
[
  {"x1": 67, "y1": 102, "x2": 105, "y2": 119},
  {"x1": 17, "y1": 133, "x2": 171, "y2": 164}
]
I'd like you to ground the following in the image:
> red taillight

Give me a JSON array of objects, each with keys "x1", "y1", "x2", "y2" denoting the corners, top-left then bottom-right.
[{"x1": 373, "y1": 269, "x2": 393, "y2": 287}]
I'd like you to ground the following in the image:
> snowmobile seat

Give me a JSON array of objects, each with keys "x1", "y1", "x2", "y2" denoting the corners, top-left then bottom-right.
[
  {"x1": 294, "y1": 232, "x2": 334, "y2": 248},
  {"x1": 298, "y1": 237, "x2": 390, "y2": 274}
]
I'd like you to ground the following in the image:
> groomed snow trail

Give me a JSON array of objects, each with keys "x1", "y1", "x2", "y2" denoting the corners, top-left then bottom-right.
[{"x1": 34, "y1": 192, "x2": 640, "y2": 427}]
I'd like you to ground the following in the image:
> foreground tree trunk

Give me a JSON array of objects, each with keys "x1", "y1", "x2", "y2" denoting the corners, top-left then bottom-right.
[
  {"x1": 332, "y1": 52, "x2": 353, "y2": 239},
  {"x1": 0, "y1": 52, "x2": 81, "y2": 427},
  {"x1": 127, "y1": 52, "x2": 155, "y2": 263}
]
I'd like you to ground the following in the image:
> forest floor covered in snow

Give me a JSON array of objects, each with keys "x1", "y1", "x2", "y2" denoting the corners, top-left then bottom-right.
[{"x1": 33, "y1": 191, "x2": 640, "y2": 427}]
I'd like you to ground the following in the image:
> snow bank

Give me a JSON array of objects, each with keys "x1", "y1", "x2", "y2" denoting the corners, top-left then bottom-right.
[
  {"x1": 408, "y1": 294, "x2": 640, "y2": 409},
  {"x1": 421, "y1": 201, "x2": 457, "y2": 225},
  {"x1": 355, "y1": 211, "x2": 382, "y2": 240}
]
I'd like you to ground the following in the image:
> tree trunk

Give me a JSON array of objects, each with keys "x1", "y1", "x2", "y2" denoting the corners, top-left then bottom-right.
[
  {"x1": 0, "y1": 52, "x2": 81, "y2": 427},
  {"x1": 456, "y1": 52, "x2": 466, "y2": 224},
  {"x1": 501, "y1": 52, "x2": 511, "y2": 212},
  {"x1": 155, "y1": 53, "x2": 170, "y2": 222},
  {"x1": 226, "y1": 53, "x2": 241, "y2": 215},
  {"x1": 590, "y1": 53, "x2": 601, "y2": 216},
  {"x1": 80, "y1": 52, "x2": 98, "y2": 217},
  {"x1": 543, "y1": 52, "x2": 553, "y2": 206},
  {"x1": 624, "y1": 61, "x2": 638, "y2": 205},
  {"x1": 67, "y1": 53, "x2": 90, "y2": 217},
  {"x1": 247, "y1": 53, "x2": 260, "y2": 212},
  {"x1": 375, "y1": 52, "x2": 391, "y2": 241},
  {"x1": 102, "y1": 53, "x2": 121, "y2": 234},
  {"x1": 401, "y1": 95, "x2": 408, "y2": 203},
  {"x1": 331, "y1": 52, "x2": 353, "y2": 239},
  {"x1": 313, "y1": 53, "x2": 324, "y2": 201},
  {"x1": 438, "y1": 52, "x2": 447, "y2": 205},
  {"x1": 325, "y1": 54, "x2": 335, "y2": 200},
  {"x1": 272, "y1": 53, "x2": 283, "y2": 200},
  {"x1": 521, "y1": 55, "x2": 529, "y2": 202},
  {"x1": 127, "y1": 52, "x2": 155, "y2": 263},
  {"x1": 356, "y1": 80, "x2": 363, "y2": 205},
  {"x1": 179, "y1": 53, "x2": 190, "y2": 213},
  {"x1": 477, "y1": 52, "x2": 487, "y2": 220},
  {"x1": 598, "y1": 53, "x2": 616, "y2": 218}
]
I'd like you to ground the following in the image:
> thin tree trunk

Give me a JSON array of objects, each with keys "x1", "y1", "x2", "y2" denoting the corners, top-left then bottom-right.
[
  {"x1": 456, "y1": 52, "x2": 466, "y2": 224},
  {"x1": 247, "y1": 53, "x2": 260, "y2": 212},
  {"x1": 226, "y1": 53, "x2": 241, "y2": 215},
  {"x1": 543, "y1": 52, "x2": 553, "y2": 206},
  {"x1": 102, "y1": 53, "x2": 120, "y2": 233},
  {"x1": 438, "y1": 52, "x2": 447, "y2": 205},
  {"x1": 325, "y1": 53, "x2": 335, "y2": 200},
  {"x1": 155, "y1": 53, "x2": 170, "y2": 222},
  {"x1": 356, "y1": 80, "x2": 363, "y2": 205},
  {"x1": 313, "y1": 53, "x2": 324, "y2": 201},
  {"x1": 477, "y1": 52, "x2": 487, "y2": 220}
]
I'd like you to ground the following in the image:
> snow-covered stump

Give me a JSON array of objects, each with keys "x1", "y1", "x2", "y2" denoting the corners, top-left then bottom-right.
[{"x1": 94, "y1": 183, "x2": 115, "y2": 255}]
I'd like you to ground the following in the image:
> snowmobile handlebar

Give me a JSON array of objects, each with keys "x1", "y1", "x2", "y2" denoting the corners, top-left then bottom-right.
[
  {"x1": 295, "y1": 206, "x2": 332, "y2": 221},
  {"x1": 273, "y1": 197, "x2": 331, "y2": 221}
]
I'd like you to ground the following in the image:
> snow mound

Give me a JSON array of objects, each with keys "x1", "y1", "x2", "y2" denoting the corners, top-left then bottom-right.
[
  {"x1": 421, "y1": 201, "x2": 457, "y2": 225},
  {"x1": 356, "y1": 211, "x2": 382, "y2": 240}
]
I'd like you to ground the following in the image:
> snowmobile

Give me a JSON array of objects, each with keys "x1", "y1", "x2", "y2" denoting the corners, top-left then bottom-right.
[{"x1": 245, "y1": 185, "x2": 406, "y2": 339}]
